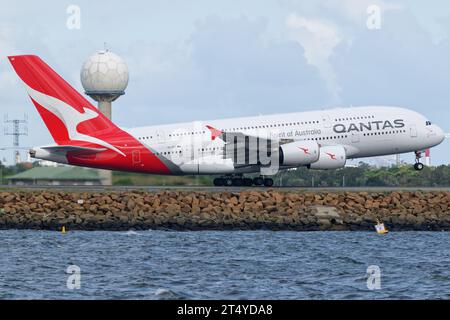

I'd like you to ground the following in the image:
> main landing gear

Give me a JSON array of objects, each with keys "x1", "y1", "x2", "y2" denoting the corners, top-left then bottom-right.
[
  {"x1": 213, "y1": 176, "x2": 274, "y2": 187},
  {"x1": 413, "y1": 151, "x2": 424, "y2": 171}
]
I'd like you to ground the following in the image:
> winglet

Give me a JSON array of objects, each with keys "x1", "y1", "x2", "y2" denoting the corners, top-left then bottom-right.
[{"x1": 206, "y1": 125, "x2": 223, "y2": 141}]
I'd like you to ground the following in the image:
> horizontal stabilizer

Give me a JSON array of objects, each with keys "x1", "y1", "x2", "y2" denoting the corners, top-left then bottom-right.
[
  {"x1": 0, "y1": 146, "x2": 32, "y2": 150},
  {"x1": 41, "y1": 145, "x2": 107, "y2": 155}
]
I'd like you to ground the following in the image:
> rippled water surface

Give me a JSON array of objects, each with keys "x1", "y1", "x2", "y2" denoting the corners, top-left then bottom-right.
[{"x1": 0, "y1": 230, "x2": 449, "y2": 299}]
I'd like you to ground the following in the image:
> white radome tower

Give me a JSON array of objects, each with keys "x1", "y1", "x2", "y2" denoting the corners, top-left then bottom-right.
[
  {"x1": 80, "y1": 50, "x2": 129, "y2": 120},
  {"x1": 80, "y1": 49, "x2": 129, "y2": 185}
]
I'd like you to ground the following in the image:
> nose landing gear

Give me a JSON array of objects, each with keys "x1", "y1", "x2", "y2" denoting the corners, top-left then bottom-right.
[{"x1": 413, "y1": 151, "x2": 425, "y2": 171}]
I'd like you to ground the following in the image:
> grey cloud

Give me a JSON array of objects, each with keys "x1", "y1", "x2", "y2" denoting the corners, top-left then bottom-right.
[
  {"x1": 123, "y1": 15, "x2": 330, "y2": 125},
  {"x1": 330, "y1": 9, "x2": 450, "y2": 162},
  {"x1": 331, "y1": 10, "x2": 449, "y2": 116}
]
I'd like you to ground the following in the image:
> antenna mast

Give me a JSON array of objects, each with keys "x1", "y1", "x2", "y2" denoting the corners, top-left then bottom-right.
[{"x1": 4, "y1": 114, "x2": 28, "y2": 164}]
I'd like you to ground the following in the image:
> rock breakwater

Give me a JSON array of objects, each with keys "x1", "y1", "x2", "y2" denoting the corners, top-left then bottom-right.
[{"x1": 1, "y1": 189, "x2": 450, "y2": 231}]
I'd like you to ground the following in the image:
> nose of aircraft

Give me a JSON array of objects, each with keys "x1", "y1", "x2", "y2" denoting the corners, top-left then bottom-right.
[{"x1": 431, "y1": 124, "x2": 445, "y2": 145}]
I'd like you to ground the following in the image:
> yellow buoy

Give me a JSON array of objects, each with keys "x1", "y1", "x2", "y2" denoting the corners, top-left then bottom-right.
[
  {"x1": 61, "y1": 226, "x2": 66, "y2": 234},
  {"x1": 375, "y1": 220, "x2": 388, "y2": 234}
]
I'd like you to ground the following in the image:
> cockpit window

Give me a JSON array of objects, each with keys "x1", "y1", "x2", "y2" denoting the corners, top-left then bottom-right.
[{"x1": 425, "y1": 121, "x2": 432, "y2": 126}]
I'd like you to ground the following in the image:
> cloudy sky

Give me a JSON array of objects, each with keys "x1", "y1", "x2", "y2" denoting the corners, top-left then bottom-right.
[{"x1": 0, "y1": 0, "x2": 449, "y2": 165}]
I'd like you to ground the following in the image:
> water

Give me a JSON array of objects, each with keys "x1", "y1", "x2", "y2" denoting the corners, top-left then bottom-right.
[{"x1": 0, "y1": 230, "x2": 450, "y2": 299}]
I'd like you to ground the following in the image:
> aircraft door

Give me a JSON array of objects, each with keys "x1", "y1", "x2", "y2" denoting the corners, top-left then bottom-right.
[
  {"x1": 132, "y1": 150, "x2": 141, "y2": 167},
  {"x1": 410, "y1": 125, "x2": 418, "y2": 138},
  {"x1": 156, "y1": 131, "x2": 166, "y2": 143},
  {"x1": 185, "y1": 142, "x2": 194, "y2": 162},
  {"x1": 321, "y1": 113, "x2": 332, "y2": 128},
  {"x1": 351, "y1": 132, "x2": 360, "y2": 143}
]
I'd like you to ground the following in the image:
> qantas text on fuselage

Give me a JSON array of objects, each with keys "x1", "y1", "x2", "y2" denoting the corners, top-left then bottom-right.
[{"x1": 333, "y1": 119, "x2": 405, "y2": 133}]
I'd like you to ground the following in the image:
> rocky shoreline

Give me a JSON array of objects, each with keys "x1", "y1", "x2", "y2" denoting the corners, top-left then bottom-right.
[{"x1": 1, "y1": 189, "x2": 450, "y2": 231}]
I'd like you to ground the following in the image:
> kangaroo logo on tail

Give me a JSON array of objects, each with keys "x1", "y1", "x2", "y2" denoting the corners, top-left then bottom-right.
[{"x1": 25, "y1": 84, "x2": 125, "y2": 156}]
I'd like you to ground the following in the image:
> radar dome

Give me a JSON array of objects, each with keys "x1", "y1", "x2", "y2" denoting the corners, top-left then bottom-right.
[{"x1": 80, "y1": 50, "x2": 129, "y2": 96}]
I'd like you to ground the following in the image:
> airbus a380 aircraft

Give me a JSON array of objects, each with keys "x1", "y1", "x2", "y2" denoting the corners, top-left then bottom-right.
[{"x1": 8, "y1": 55, "x2": 445, "y2": 187}]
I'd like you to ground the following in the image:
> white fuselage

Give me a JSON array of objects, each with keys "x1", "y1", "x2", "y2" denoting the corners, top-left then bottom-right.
[{"x1": 125, "y1": 106, "x2": 445, "y2": 175}]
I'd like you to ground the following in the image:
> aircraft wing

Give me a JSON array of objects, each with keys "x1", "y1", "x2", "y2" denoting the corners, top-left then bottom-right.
[{"x1": 206, "y1": 125, "x2": 291, "y2": 167}]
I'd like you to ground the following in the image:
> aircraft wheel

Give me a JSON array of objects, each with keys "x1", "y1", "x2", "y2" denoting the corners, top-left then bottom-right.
[
  {"x1": 263, "y1": 178, "x2": 274, "y2": 187},
  {"x1": 253, "y1": 177, "x2": 264, "y2": 186},
  {"x1": 243, "y1": 178, "x2": 253, "y2": 186},
  {"x1": 224, "y1": 177, "x2": 233, "y2": 187},
  {"x1": 232, "y1": 178, "x2": 243, "y2": 186},
  {"x1": 414, "y1": 162, "x2": 424, "y2": 171},
  {"x1": 213, "y1": 178, "x2": 224, "y2": 186}
]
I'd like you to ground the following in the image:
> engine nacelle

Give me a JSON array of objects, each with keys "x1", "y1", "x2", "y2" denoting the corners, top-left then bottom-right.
[
  {"x1": 308, "y1": 145, "x2": 346, "y2": 170},
  {"x1": 279, "y1": 141, "x2": 320, "y2": 166}
]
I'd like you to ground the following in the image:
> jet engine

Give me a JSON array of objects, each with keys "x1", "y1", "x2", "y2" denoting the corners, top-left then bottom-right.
[
  {"x1": 308, "y1": 145, "x2": 346, "y2": 170},
  {"x1": 279, "y1": 140, "x2": 320, "y2": 166}
]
